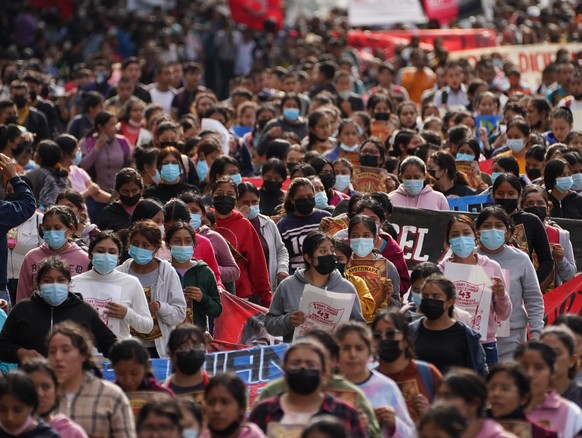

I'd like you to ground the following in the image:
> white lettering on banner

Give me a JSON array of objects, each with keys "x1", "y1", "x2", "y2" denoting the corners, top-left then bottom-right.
[
  {"x1": 397, "y1": 225, "x2": 430, "y2": 262},
  {"x1": 449, "y1": 43, "x2": 582, "y2": 86}
]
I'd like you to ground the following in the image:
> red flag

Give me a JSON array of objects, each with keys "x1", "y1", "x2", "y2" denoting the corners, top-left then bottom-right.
[
  {"x1": 478, "y1": 159, "x2": 493, "y2": 175},
  {"x1": 228, "y1": 0, "x2": 283, "y2": 31},
  {"x1": 423, "y1": 0, "x2": 482, "y2": 25},
  {"x1": 543, "y1": 275, "x2": 582, "y2": 324}
]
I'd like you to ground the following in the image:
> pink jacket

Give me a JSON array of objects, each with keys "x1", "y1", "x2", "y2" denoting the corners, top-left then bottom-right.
[
  {"x1": 439, "y1": 253, "x2": 512, "y2": 343},
  {"x1": 48, "y1": 413, "x2": 89, "y2": 438},
  {"x1": 476, "y1": 418, "x2": 516, "y2": 438},
  {"x1": 200, "y1": 422, "x2": 267, "y2": 438},
  {"x1": 389, "y1": 184, "x2": 449, "y2": 211}
]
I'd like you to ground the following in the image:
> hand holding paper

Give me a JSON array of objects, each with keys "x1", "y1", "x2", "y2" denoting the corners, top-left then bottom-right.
[{"x1": 289, "y1": 311, "x2": 306, "y2": 327}]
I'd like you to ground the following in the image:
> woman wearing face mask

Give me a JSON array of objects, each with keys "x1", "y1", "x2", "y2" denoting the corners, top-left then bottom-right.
[
  {"x1": 438, "y1": 215, "x2": 511, "y2": 367},
  {"x1": 237, "y1": 183, "x2": 289, "y2": 292},
  {"x1": 0, "y1": 371, "x2": 61, "y2": 438},
  {"x1": 336, "y1": 322, "x2": 416, "y2": 437},
  {"x1": 308, "y1": 176, "x2": 334, "y2": 213},
  {"x1": 427, "y1": 151, "x2": 476, "y2": 198},
  {"x1": 521, "y1": 185, "x2": 576, "y2": 286},
  {"x1": 155, "y1": 121, "x2": 200, "y2": 187},
  {"x1": 324, "y1": 119, "x2": 361, "y2": 163},
  {"x1": 71, "y1": 231, "x2": 153, "y2": 339},
  {"x1": 117, "y1": 220, "x2": 187, "y2": 358},
  {"x1": 265, "y1": 232, "x2": 364, "y2": 342},
  {"x1": 16, "y1": 206, "x2": 89, "y2": 303},
  {"x1": 166, "y1": 222, "x2": 222, "y2": 332},
  {"x1": 492, "y1": 173, "x2": 553, "y2": 288},
  {"x1": 98, "y1": 168, "x2": 144, "y2": 232},
  {"x1": 390, "y1": 157, "x2": 449, "y2": 211},
  {"x1": 411, "y1": 274, "x2": 488, "y2": 376},
  {"x1": 258, "y1": 158, "x2": 287, "y2": 217},
  {"x1": 22, "y1": 359, "x2": 89, "y2": 438},
  {"x1": 201, "y1": 373, "x2": 266, "y2": 438},
  {"x1": 212, "y1": 178, "x2": 272, "y2": 307},
  {"x1": 496, "y1": 117, "x2": 531, "y2": 174},
  {"x1": 476, "y1": 206, "x2": 544, "y2": 362},
  {"x1": 250, "y1": 340, "x2": 366, "y2": 437},
  {"x1": 544, "y1": 158, "x2": 582, "y2": 219},
  {"x1": 134, "y1": 145, "x2": 161, "y2": 188},
  {"x1": 347, "y1": 214, "x2": 400, "y2": 313},
  {"x1": 242, "y1": 104, "x2": 276, "y2": 161},
  {"x1": 310, "y1": 157, "x2": 350, "y2": 207},
  {"x1": 333, "y1": 158, "x2": 356, "y2": 197},
  {"x1": 207, "y1": 156, "x2": 242, "y2": 194},
  {"x1": 164, "y1": 325, "x2": 208, "y2": 399},
  {"x1": 435, "y1": 368, "x2": 514, "y2": 438},
  {"x1": 515, "y1": 341, "x2": 582, "y2": 438},
  {"x1": 372, "y1": 311, "x2": 442, "y2": 422},
  {"x1": 392, "y1": 129, "x2": 424, "y2": 162},
  {"x1": 143, "y1": 147, "x2": 198, "y2": 205},
  {"x1": 257, "y1": 93, "x2": 308, "y2": 154},
  {"x1": 56, "y1": 189, "x2": 100, "y2": 247},
  {"x1": 0, "y1": 256, "x2": 116, "y2": 365},
  {"x1": 277, "y1": 178, "x2": 331, "y2": 273}
]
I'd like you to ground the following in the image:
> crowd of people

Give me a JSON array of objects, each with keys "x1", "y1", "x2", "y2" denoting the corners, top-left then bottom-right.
[{"x1": 0, "y1": 0, "x2": 580, "y2": 437}]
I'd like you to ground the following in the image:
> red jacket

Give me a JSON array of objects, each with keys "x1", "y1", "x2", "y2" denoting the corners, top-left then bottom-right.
[
  {"x1": 215, "y1": 210, "x2": 272, "y2": 306},
  {"x1": 379, "y1": 232, "x2": 411, "y2": 296}
]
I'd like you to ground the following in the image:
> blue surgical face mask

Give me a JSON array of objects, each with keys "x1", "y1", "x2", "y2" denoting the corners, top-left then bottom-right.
[
  {"x1": 491, "y1": 172, "x2": 503, "y2": 184},
  {"x1": 129, "y1": 245, "x2": 154, "y2": 265},
  {"x1": 160, "y1": 163, "x2": 181, "y2": 183},
  {"x1": 92, "y1": 253, "x2": 118, "y2": 275},
  {"x1": 403, "y1": 179, "x2": 424, "y2": 195},
  {"x1": 506, "y1": 138, "x2": 525, "y2": 153},
  {"x1": 43, "y1": 230, "x2": 67, "y2": 250},
  {"x1": 449, "y1": 236, "x2": 476, "y2": 258},
  {"x1": 40, "y1": 283, "x2": 69, "y2": 307},
  {"x1": 356, "y1": 125, "x2": 364, "y2": 137},
  {"x1": 479, "y1": 229, "x2": 506, "y2": 251},
  {"x1": 315, "y1": 191, "x2": 328, "y2": 209},
  {"x1": 171, "y1": 245, "x2": 194, "y2": 263},
  {"x1": 196, "y1": 159, "x2": 209, "y2": 181},
  {"x1": 72, "y1": 150, "x2": 83, "y2": 166},
  {"x1": 572, "y1": 173, "x2": 582, "y2": 191},
  {"x1": 151, "y1": 169, "x2": 161, "y2": 184},
  {"x1": 411, "y1": 291, "x2": 422, "y2": 307},
  {"x1": 351, "y1": 237, "x2": 375, "y2": 257},
  {"x1": 283, "y1": 108, "x2": 300, "y2": 122},
  {"x1": 246, "y1": 205, "x2": 260, "y2": 220},
  {"x1": 334, "y1": 174, "x2": 351, "y2": 192},
  {"x1": 182, "y1": 429, "x2": 198, "y2": 438},
  {"x1": 340, "y1": 143, "x2": 359, "y2": 152},
  {"x1": 456, "y1": 153, "x2": 475, "y2": 162},
  {"x1": 229, "y1": 173, "x2": 242, "y2": 185},
  {"x1": 554, "y1": 176, "x2": 573, "y2": 193},
  {"x1": 190, "y1": 213, "x2": 202, "y2": 229}
]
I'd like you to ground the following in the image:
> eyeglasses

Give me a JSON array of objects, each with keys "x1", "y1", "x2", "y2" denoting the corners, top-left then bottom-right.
[{"x1": 372, "y1": 329, "x2": 401, "y2": 340}]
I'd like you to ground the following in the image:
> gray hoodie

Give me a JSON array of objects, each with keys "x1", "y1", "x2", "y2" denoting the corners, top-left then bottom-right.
[{"x1": 265, "y1": 268, "x2": 365, "y2": 342}]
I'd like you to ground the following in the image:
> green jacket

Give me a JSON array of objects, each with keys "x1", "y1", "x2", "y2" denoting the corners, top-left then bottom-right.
[
  {"x1": 179, "y1": 260, "x2": 222, "y2": 332},
  {"x1": 255, "y1": 374, "x2": 382, "y2": 438}
]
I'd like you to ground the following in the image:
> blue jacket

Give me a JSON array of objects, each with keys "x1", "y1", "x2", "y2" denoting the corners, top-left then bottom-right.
[
  {"x1": 0, "y1": 177, "x2": 35, "y2": 295},
  {"x1": 410, "y1": 318, "x2": 489, "y2": 376}
]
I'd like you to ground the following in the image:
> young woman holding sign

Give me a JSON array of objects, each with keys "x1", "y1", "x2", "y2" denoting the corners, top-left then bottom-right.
[{"x1": 438, "y1": 215, "x2": 511, "y2": 367}]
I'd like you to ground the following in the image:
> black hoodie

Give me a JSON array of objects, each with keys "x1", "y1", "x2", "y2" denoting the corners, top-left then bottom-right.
[
  {"x1": 97, "y1": 201, "x2": 132, "y2": 232},
  {"x1": 0, "y1": 292, "x2": 117, "y2": 363},
  {"x1": 549, "y1": 191, "x2": 582, "y2": 220}
]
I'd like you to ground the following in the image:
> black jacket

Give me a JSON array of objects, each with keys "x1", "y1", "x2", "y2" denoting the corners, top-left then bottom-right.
[
  {"x1": 98, "y1": 201, "x2": 132, "y2": 232},
  {"x1": 0, "y1": 292, "x2": 117, "y2": 363},
  {"x1": 143, "y1": 182, "x2": 199, "y2": 205},
  {"x1": 24, "y1": 106, "x2": 50, "y2": 142},
  {"x1": 549, "y1": 191, "x2": 582, "y2": 220}
]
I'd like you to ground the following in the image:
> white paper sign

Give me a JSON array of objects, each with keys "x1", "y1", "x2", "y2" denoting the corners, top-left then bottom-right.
[
  {"x1": 348, "y1": 0, "x2": 427, "y2": 26},
  {"x1": 495, "y1": 269, "x2": 511, "y2": 338},
  {"x1": 444, "y1": 263, "x2": 492, "y2": 339},
  {"x1": 293, "y1": 284, "x2": 355, "y2": 341},
  {"x1": 72, "y1": 281, "x2": 123, "y2": 337}
]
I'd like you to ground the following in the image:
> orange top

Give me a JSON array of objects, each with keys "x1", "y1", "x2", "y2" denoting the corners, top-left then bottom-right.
[{"x1": 399, "y1": 67, "x2": 437, "y2": 104}]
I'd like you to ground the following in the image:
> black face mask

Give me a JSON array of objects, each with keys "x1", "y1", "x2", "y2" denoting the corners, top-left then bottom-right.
[
  {"x1": 119, "y1": 193, "x2": 141, "y2": 206},
  {"x1": 336, "y1": 263, "x2": 346, "y2": 275},
  {"x1": 313, "y1": 254, "x2": 337, "y2": 275},
  {"x1": 524, "y1": 206, "x2": 547, "y2": 222},
  {"x1": 295, "y1": 197, "x2": 315, "y2": 215},
  {"x1": 176, "y1": 350, "x2": 206, "y2": 375},
  {"x1": 428, "y1": 169, "x2": 437, "y2": 179},
  {"x1": 5, "y1": 116, "x2": 18, "y2": 125},
  {"x1": 360, "y1": 155, "x2": 379, "y2": 167},
  {"x1": 526, "y1": 168, "x2": 542, "y2": 180},
  {"x1": 257, "y1": 119, "x2": 269, "y2": 130},
  {"x1": 319, "y1": 174, "x2": 335, "y2": 191},
  {"x1": 213, "y1": 196, "x2": 236, "y2": 215},
  {"x1": 378, "y1": 339, "x2": 402, "y2": 363},
  {"x1": 495, "y1": 198, "x2": 518, "y2": 214},
  {"x1": 287, "y1": 162, "x2": 298, "y2": 175},
  {"x1": 286, "y1": 368, "x2": 321, "y2": 395},
  {"x1": 419, "y1": 298, "x2": 446, "y2": 320},
  {"x1": 13, "y1": 95, "x2": 27, "y2": 109},
  {"x1": 29, "y1": 91, "x2": 37, "y2": 101},
  {"x1": 208, "y1": 420, "x2": 241, "y2": 437},
  {"x1": 407, "y1": 147, "x2": 418, "y2": 156},
  {"x1": 159, "y1": 141, "x2": 178, "y2": 148},
  {"x1": 262, "y1": 180, "x2": 282, "y2": 193}
]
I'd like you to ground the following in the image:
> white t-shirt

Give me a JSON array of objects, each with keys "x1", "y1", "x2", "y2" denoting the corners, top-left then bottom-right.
[{"x1": 149, "y1": 86, "x2": 176, "y2": 116}]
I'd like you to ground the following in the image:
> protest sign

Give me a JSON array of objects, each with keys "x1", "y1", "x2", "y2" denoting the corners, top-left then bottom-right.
[
  {"x1": 370, "y1": 120, "x2": 393, "y2": 143},
  {"x1": 443, "y1": 263, "x2": 492, "y2": 338},
  {"x1": 447, "y1": 194, "x2": 493, "y2": 212},
  {"x1": 345, "y1": 258, "x2": 388, "y2": 309},
  {"x1": 228, "y1": 0, "x2": 283, "y2": 31},
  {"x1": 126, "y1": 391, "x2": 172, "y2": 417},
  {"x1": 320, "y1": 215, "x2": 349, "y2": 237},
  {"x1": 543, "y1": 274, "x2": 582, "y2": 324},
  {"x1": 475, "y1": 115, "x2": 503, "y2": 137},
  {"x1": 293, "y1": 284, "x2": 355, "y2": 340},
  {"x1": 422, "y1": 0, "x2": 483, "y2": 24},
  {"x1": 456, "y1": 161, "x2": 483, "y2": 190},
  {"x1": 348, "y1": 0, "x2": 426, "y2": 26},
  {"x1": 72, "y1": 281, "x2": 122, "y2": 336},
  {"x1": 352, "y1": 165, "x2": 388, "y2": 193}
]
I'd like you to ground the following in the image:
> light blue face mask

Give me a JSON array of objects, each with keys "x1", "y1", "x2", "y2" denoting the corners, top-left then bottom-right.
[
  {"x1": 449, "y1": 236, "x2": 476, "y2": 258},
  {"x1": 182, "y1": 429, "x2": 198, "y2": 438},
  {"x1": 160, "y1": 163, "x2": 181, "y2": 183},
  {"x1": 190, "y1": 213, "x2": 202, "y2": 229},
  {"x1": 43, "y1": 230, "x2": 67, "y2": 250},
  {"x1": 403, "y1": 179, "x2": 424, "y2": 195},
  {"x1": 196, "y1": 160, "x2": 209, "y2": 181},
  {"x1": 340, "y1": 143, "x2": 359, "y2": 152},
  {"x1": 479, "y1": 229, "x2": 506, "y2": 251},
  {"x1": 40, "y1": 283, "x2": 69, "y2": 307},
  {"x1": 506, "y1": 138, "x2": 525, "y2": 153},
  {"x1": 129, "y1": 245, "x2": 154, "y2": 265},
  {"x1": 555, "y1": 176, "x2": 573, "y2": 193},
  {"x1": 315, "y1": 191, "x2": 328, "y2": 209},
  {"x1": 456, "y1": 153, "x2": 475, "y2": 162},
  {"x1": 410, "y1": 291, "x2": 422, "y2": 307},
  {"x1": 171, "y1": 245, "x2": 194, "y2": 263},
  {"x1": 229, "y1": 173, "x2": 242, "y2": 185},
  {"x1": 334, "y1": 174, "x2": 351, "y2": 192},
  {"x1": 151, "y1": 169, "x2": 161, "y2": 184},
  {"x1": 572, "y1": 173, "x2": 582, "y2": 191},
  {"x1": 72, "y1": 150, "x2": 83, "y2": 166},
  {"x1": 491, "y1": 172, "x2": 503, "y2": 184},
  {"x1": 283, "y1": 108, "x2": 300, "y2": 122},
  {"x1": 246, "y1": 205, "x2": 260, "y2": 220},
  {"x1": 351, "y1": 237, "x2": 375, "y2": 257},
  {"x1": 92, "y1": 253, "x2": 118, "y2": 275}
]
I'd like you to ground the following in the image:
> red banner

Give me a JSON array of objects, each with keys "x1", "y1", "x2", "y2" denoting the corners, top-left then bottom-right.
[
  {"x1": 478, "y1": 159, "x2": 493, "y2": 175},
  {"x1": 422, "y1": 0, "x2": 483, "y2": 25},
  {"x1": 228, "y1": 0, "x2": 283, "y2": 31},
  {"x1": 543, "y1": 275, "x2": 582, "y2": 325}
]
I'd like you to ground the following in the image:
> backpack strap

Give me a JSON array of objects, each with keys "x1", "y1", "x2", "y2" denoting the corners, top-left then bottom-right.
[{"x1": 415, "y1": 360, "x2": 434, "y2": 400}]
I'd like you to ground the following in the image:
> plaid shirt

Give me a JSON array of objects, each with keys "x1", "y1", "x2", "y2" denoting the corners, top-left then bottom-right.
[
  {"x1": 248, "y1": 394, "x2": 365, "y2": 438},
  {"x1": 57, "y1": 374, "x2": 136, "y2": 438}
]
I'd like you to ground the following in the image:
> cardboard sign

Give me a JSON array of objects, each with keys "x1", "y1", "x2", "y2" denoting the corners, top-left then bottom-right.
[
  {"x1": 345, "y1": 258, "x2": 388, "y2": 308},
  {"x1": 126, "y1": 391, "x2": 172, "y2": 417},
  {"x1": 352, "y1": 165, "x2": 388, "y2": 193},
  {"x1": 320, "y1": 215, "x2": 349, "y2": 237},
  {"x1": 370, "y1": 120, "x2": 393, "y2": 143},
  {"x1": 456, "y1": 161, "x2": 483, "y2": 190}
]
